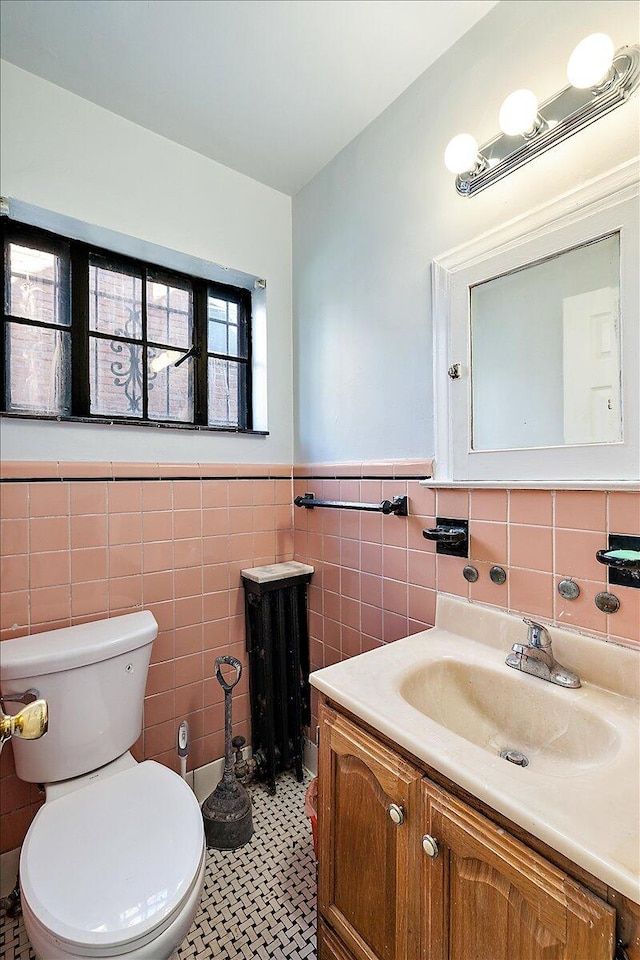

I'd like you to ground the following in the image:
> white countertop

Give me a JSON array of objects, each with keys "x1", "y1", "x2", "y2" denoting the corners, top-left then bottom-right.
[{"x1": 310, "y1": 596, "x2": 640, "y2": 903}]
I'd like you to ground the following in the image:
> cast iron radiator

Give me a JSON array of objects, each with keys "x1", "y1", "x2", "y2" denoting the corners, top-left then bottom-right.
[{"x1": 241, "y1": 563, "x2": 313, "y2": 793}]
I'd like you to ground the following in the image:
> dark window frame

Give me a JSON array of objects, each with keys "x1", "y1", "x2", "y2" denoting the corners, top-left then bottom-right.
[{"x1": 1, "y1": 219, "x2": 257, "y2": 433}]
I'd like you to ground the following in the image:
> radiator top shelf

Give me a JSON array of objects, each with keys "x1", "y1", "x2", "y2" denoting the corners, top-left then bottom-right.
[{"x1": 241, "y1": 560, "x2": 315, "y2": 584}]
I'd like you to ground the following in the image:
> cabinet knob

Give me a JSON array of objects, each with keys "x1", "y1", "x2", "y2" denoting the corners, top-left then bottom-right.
[
  {"x1": 388, "y1": 803, "x2": 405, "y2": 825},
  {"x1": 422, "y1": 834, "x2": 439, "y2": 858}
]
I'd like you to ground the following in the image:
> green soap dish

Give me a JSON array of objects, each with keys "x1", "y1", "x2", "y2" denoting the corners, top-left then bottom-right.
[{"x1": 596, "y1": 549, "x2": 640, "y2": 569}]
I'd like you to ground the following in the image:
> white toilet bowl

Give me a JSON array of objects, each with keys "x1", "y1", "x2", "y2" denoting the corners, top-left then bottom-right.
[
  {"x1": 0, "y1": 613, "x2": 206, "y2": 959},
  {"x1": 19, "y1": 756, "x2": 205, "y2": 960}
]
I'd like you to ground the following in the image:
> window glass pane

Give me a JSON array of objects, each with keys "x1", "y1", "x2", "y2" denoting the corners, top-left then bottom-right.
[
  {"x1": 7, "y1": 243, "x2": 69, "y2": 325},
  {"x1": 148, "y1": 349, "x2": 193, "y2": 422},
  {"x1": 89, "y1": 261, "x2": 142, "y2": 339},
  {"x1": 208, "y1": 320, "x2": 228, "y2": 354},
  {"x1": 5, "y1": 322, "x2": 70, "y2": 414},
  {"x1": 208, "y1": 357, "x2": 244, "y2": 427},
  {"x1": 208, "y1": 296, "x2": 246, "y2": 358},
  {"x1": 90, "y1": 337, "x2": 143, "y2": 417},
  {"x1": 147, "y1": 275, "x2": 192, "y2": 348},
  {"x1": 227, "y1": 323, "x2": 238, "y2": 357}
]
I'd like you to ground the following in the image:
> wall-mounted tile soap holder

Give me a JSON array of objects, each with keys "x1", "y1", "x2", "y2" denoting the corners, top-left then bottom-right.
[
  {"x1": 423, "y1": 518, "x2": 469, "y2": 558},
  {"x1": 596, "y1": 534, "x2": 640, "y2": 589}
]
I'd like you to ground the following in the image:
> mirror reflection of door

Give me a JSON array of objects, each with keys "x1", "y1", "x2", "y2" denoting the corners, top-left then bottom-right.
[
  {"x1": 562, "y1": 287, "x2": 621, "y2": 445},
  {"x1": 470, "y1": 232, "x2": 621, "y2": 451}
]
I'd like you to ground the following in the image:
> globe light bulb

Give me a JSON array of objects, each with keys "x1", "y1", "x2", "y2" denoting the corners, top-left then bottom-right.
[
  {"x1": 498, "y1": 89, "x2": 540, "y2": 136},
  {"x1": 567, "y1": 33, "x2": 615, "y2": 89},
  {"x1": 444, "y1": 134, "x2": 479, "y2": 175}
]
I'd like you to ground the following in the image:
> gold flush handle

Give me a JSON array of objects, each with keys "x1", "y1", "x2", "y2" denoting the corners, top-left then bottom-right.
[{"x1": 0, "y1": 700, "x2": 49, "y2": 745}]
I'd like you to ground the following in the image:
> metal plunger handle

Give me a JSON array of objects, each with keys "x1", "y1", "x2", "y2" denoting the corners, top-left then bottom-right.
[{"x1": 215, "y1": 656, "x2": 242, "y2": 784}]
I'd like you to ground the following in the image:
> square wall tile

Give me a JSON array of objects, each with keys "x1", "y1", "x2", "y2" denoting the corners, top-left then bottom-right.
[
  {"x1": 509, "y1": 568, "x2": 553, "y2": 620},
  {"x1": 0, "y1": 555, "x2": 29, "y2": 593},
  {"x1": 469, "y1": 562, "x2": 508, "y2": 607},
  {"x1": 30, "y1": 517, "x2": 69, "y2": 553},
  {"x1": 173, "y1": 481, "x2": 202, "y2": 510},
  {"x1": 609, "y1": 492, "x2": 640, "y2": 536},
  {"x1": 31, "y1": 551, "x2": 71, "y2": 588},
  {"x1": 608, "y1": 590, "x2": 640, "y2": 646},
  {"x1": 509, "y1": 524, "x2": 553, "y2": 573},
  {"x1": 555, "y1": 528, "x2": 606, "y2": 583},
  {"x1": 437, "y1": 555, "x2": 469, "y2": 598},
  {"x1": 31, "y1": 584, "x2": 71, "y2": 624},
  {"x1": 554, "y1": 578, "x2": 607, "y2": 636},
  {"x1": 555, "y1": 491, "x2": 606, "y2": 532},
  {"x1": 470, "y1": 521, "x2": 507, "y2": 565},
  {"x1": 71, "y1": 514, "x2": 108, "y2": 549},
  {"x1": 0, "y1": 484, "x2": 29, "y2": 519},
  {"x1": 509, "y1": 490, "x2": 553, "y2": 527},
  {"x1": 108, "y1": 481, "x2": 142, "y2": 514},
  {"x1": 437, "y1": 488, "x2": 469, "y2": 520},
  {"x1": 0, "y1": 519, "x2": 28, "y2": 555},
  {"x1": 470, "y1": 489, "x2": 507, "y2": 522},
  {"x1": 143, "y1": 482, "x2": 173, "y2": 512},
  {"x1": 29, "y1": 482, "x2": 69, "y2": 518}
]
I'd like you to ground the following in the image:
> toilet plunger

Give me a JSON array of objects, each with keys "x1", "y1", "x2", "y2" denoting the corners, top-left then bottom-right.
[{"x1": 201, "y1": 656, "x2": 254, "y2": 849}]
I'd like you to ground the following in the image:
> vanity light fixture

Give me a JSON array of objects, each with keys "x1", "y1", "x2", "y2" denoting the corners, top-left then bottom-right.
[{"x1": 444, "y1": 34, "x2": 639, "y2": 196}]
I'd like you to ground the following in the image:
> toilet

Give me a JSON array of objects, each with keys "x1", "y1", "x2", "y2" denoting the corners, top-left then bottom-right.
[{"x1": 0, "y1": 611, "x2": 205, "y2": 960}]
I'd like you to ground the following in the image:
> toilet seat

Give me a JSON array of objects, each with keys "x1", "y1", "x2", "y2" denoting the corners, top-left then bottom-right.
[{"x1": 20, "y1": 761, "x2": 205, "y2": 957}]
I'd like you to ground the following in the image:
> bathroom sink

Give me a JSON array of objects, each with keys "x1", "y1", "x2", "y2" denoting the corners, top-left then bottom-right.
[
  {"x1": 399, "y1": 658, "x2": 619, "y2": 776},
  {"x1": 310, "y1": 595, "x2": 639, "y2": 900}
]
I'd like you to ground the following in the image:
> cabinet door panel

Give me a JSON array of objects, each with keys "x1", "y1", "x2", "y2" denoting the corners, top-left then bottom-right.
[
  {"x1": 422, "y1": 781, "x2": 615, "y2": 960},
  {"x1": 318, "y1": 704, "x2": 421, "y2": 960}
]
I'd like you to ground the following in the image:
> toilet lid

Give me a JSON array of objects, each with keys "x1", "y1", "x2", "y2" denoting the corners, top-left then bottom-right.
[{"x1": 20, "y1": 761, "x2": 204, "y2": 953}]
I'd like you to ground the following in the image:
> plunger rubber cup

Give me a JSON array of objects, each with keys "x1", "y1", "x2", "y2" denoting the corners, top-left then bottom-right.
[{"x1": 201, "y1": 655, "x2": 254, "y2": 849}]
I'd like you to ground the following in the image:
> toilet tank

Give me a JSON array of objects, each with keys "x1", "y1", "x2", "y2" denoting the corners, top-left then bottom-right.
[{"x1": 0, "y1": 612, "x2": 157, "y2": 784}]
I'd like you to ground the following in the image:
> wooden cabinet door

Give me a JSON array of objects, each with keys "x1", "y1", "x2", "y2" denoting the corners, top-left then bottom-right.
[
  {"x1": 318, "y1": 703, "x2": 422, "y2": 960},
  {"x1": 421, "y1": 780, "x2": 616, "y2": 960}
]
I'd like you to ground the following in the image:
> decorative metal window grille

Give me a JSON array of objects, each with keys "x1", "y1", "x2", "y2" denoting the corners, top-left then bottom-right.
[{"x1": 1, "y1": 221, "x2": 253, "y2": 430}]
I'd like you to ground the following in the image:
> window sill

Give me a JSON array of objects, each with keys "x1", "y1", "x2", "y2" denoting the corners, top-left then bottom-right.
[{"x1": 0, "y1": 411, "x2": 268, "y2": 436}]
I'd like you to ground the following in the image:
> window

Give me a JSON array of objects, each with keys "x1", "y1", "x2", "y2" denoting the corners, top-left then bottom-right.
[{"x1": 1, "y1": 221, "x2": 254, "y2": 431}]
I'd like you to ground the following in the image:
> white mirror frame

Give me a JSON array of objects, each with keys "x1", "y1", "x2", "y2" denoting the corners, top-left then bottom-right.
[{"x1": 432, "y1": 160, "x2": 639, "y2": 487}]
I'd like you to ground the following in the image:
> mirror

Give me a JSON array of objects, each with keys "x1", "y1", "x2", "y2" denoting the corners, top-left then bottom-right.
[{"x1": 470, "y1": 233, "x2": 621, "y2": 451}]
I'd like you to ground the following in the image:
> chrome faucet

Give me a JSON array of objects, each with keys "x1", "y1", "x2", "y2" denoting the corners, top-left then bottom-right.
[{"x1": 505, "y1": 619, "x2": 581, "y2": 688}]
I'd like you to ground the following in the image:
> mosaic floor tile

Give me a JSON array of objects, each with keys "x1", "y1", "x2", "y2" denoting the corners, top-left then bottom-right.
[{"x1": 0, "y1": 772, "x2": 317, "y2": 960}]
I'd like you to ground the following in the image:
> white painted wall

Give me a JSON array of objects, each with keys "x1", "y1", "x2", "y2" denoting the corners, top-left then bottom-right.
[
  {"x1": 292, "y1": 0, "x2": 640, "y2": 463},
  {"x1": 0, "y1": 62, "x2": 293, "y2": 464}
]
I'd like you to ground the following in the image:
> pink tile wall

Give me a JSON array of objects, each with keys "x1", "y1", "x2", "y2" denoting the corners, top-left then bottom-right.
[
  {"x1": 293, "y1": 474, "x2": 640, "y2": 730},
  {"x1": 2, "y1": 457, "x2": 638, "y2": 852},
  {"x1": 0, "y1": 461, "x2": 293, "y2": 853}
]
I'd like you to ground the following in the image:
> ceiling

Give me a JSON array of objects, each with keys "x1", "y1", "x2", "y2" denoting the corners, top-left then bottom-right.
[{"x1": 0, "y1": 0, "x2": 497, "y2": 195}]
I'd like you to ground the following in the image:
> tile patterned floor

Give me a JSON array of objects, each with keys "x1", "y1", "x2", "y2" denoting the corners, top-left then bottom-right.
[{"x1": 0, "y1": 772, "x2": 317, "y2": 960}]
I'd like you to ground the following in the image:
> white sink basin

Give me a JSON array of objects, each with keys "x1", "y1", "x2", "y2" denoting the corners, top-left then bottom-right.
[{"x1": 399, "y1": 659, "x2": 619, "y2": 776}]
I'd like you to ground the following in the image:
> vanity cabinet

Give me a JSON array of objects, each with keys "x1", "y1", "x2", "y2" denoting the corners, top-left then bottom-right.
[{"x1": 318, "y1": 701, "x2": 626, "y2": 960}]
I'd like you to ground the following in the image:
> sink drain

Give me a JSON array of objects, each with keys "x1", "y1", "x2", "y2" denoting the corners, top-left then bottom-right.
[{"x1": 500, "y1": 748, "x2": 529, "y2": 767}]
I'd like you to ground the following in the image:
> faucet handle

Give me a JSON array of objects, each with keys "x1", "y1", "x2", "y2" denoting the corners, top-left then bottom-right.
[{"x1": 523, "y1": 618, "x2": 551, "y2": 649}]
